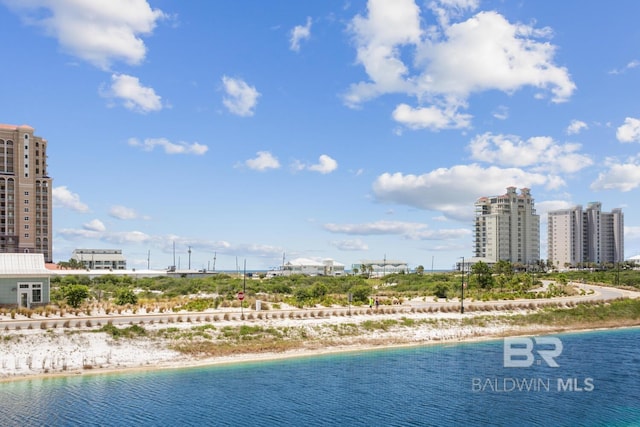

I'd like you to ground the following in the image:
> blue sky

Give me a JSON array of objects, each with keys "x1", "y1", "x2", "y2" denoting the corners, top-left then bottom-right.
[{"x1": 2, "y1": 0, "x2": 640, "y2": 271}]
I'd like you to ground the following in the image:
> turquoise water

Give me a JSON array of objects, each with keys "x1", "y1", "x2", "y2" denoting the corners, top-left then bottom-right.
[{"x1": 1, "y1": 328, "x2": 639, "y2": 426}]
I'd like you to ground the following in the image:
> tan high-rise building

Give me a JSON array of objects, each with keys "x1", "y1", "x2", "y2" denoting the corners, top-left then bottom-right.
[
  {"x1": 0, "y1": 125, "x2": 52, "y2": 262},
  {"x1": 473, "y1": 187, "x2": 540, "y2": 265},
  {"x1": 548, "y1": 202, "x2": 624, "y2": 269}
]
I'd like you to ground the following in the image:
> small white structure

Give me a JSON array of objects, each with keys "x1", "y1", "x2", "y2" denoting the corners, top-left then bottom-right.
[
  {"x1": 0, "y1": 253, "x2": 50, "y2": 308},
  {"x1": 271, "y1": 258, "x2": 346, "y2": 276},
  {"x1": 71, "y1": 249, "x2": 127, "y2": 270},
  {"x1": 355, "y1": 259, "x2": 409, "y2": 277}
]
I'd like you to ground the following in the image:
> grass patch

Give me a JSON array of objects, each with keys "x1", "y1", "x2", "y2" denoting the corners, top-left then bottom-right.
[
  {"x1": 399, "y1": 317, "x2": 415, "y2": 327},
  {"x1": 328, "y1": 323, "x2": 359, "y2": 336},
  {"x1": 361, "y1": 319, "x2": 398, "y2": 331},
  {"x1": 98, "y1": 324, "x2": 147, "y2": 339},
  {"x1": 507, "y1": 298, "x2": 640, "y2": 327},
  {"x1": 170, "y1": 340, "x2": 300, "y2": 357}
]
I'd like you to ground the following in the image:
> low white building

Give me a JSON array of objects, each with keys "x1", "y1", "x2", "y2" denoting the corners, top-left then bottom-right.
[
  {"x1": 71, "y1": 249, "x2": 127, "y2": 270},
  {"x1": 355, "y1": 259, "x2": 409, "y2": 277},
  {"x1": 0, "y1": 253, "x2": 50, "y2": 308},
  {"x1": 270, "y1": 258, "x2": 346, "y2": 277}
]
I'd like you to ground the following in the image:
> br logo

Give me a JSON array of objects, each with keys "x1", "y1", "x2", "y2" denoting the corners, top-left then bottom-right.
[{"x1": 503, "y1": 337, "x2": 563, "y2": 368}]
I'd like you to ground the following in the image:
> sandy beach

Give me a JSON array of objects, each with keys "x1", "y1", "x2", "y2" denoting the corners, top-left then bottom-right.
[{"x1": 0, "y1": 300, "x2": 618, "y2": 382}]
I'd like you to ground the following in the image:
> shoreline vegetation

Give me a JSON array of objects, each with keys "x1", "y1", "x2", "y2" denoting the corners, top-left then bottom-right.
[
  {"x1": 1, "y1": 296, "x2": 640, "y2": 383},
  {"x1": 2, "y1": 266, "x2": 640, "y2": 382}
]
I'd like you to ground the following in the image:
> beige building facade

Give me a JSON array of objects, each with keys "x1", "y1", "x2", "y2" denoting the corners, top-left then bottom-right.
[
  {"x1": 71, "y1": 249, "x2": 127, "y2": 270},
  {"x1": 548, "y1": 202, "x2": 624, "y2": 269},
  {"x1": 0, "y1": 124, "x2": 52, "y2": 262},
  {"x1": 473, "y1": 187, "x2": 540, "y2": 265}
]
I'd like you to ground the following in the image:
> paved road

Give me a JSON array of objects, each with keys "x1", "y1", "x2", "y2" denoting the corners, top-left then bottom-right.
[{"x1": 404, "y1": 281, "x2": 640, "y2": 311}]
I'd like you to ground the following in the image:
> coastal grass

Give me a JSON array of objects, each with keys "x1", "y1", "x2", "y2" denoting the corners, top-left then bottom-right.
[
  {"x1": 48, "y1": 297, "x2": 640, "y2": 362},
  {"x1": 505, "y1": 298, "x2": 640, "y2": 329},
  {"x1": 170, "y1": 340, "x2": 302, "y2": 357},
  {"x1": 98, "y1": 324, "x2": 147, "y2": 339},
  {"x1": 163, "y1": 298, "x2": 640, "y2": 358},
  {"x1": 163, "y1": 323, "x2": 307, "y2": 356},
  {"x1": 360, "y1": 319, "x2": 398, "y2": 331}
]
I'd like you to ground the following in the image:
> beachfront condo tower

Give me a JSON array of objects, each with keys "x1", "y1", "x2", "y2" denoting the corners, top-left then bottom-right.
[
  {"x1": 0, "y1": 124, "x2": 52, "y2": 262},
  {"x1": 548, "y1": 202, "x2": 624, "y2": 269},
  {"x1": 473, "y1": 187, "x2": 540, "y2": 266}
]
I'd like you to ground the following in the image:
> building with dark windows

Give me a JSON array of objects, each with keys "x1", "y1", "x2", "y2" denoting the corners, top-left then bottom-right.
[
  {"x1": 473, "y1": 187, "x2": 540, "y2": 266},
  {"x1": 548, "y1": 202, "x2": 624, "y2": 269},
  {"x1": 0, "y1": 253, "x2": 50, "y2": 308},
  {"x1": 0, "y1": 125, "x2": 52, "y2": 262},
  {"x1": 71, "y1": 249, "x2": 127, "y2": 270}
]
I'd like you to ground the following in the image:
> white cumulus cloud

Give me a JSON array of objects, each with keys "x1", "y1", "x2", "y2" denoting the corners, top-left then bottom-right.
[
  {"x1": 308, "y1": 155, "x2": 338, "y2": 174},
  {"x1": 83, "y1": 219, "x2": 106, "y2": 232},
  {"x1": 292, "y1": 155, "x2": 338, "y2": 174},
  {"x1": 567, "y1": 120, "x2": 588, "y2": 135},
  {"x1": 290, "y1": 17, "x2": 312, "y2": 52},
  {"x1": 591, "y1": 156, "x2": 640, "y2": 192},
  {"x1": 616, "y1": 117, "x2": 640, "y2": 143},
  {"x1": 469, "y1": 132, "x2": 593, "y2": 173},
  {"x1": 417, "y1": 11, "x2": 575, "y2": 102},
  {"x1": 245, "y1": 151, "x2": 281, "y2": 171},
  {"x1": 102, "y1": 74, "x2": 163, "y2": 113},
  {"x1": 52, "y1": 186, "x2": 89, "y2": 212},
  {"x1": 109, "y1": 205, "x2": 139, "y2": 220},
  {"x1": 324, "y1": 220, "x2": 469, "y2": 241},
  {"x1": 345, "y1": 1, "x2": 576, "y2": 131},
  {"x1": 222, "y1": 76, "x2": 260, "y2": 117},
  {"x1": 372, "y1": 165, "x2": 561, "y2": 221},
  {"x1": 609, "y1": 59, "x2": 640, "y2": 75},
  {"x1": 3, "y1": 0, "x2": 165, "y2": 70},
  {"x1": 325, "y1": 220, "x2": 428, "y2": 235},
  {"x1": 392, "y1": 103, "x2": 472, "y2": 130},
  {"x1": 128, "y1": 138, "x2": 208, "y2": 155}
]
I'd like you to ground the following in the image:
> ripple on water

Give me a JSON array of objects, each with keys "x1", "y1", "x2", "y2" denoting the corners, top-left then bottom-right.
[{"x1": 0, "y1": 328, "x2": 638, "y2": 426}]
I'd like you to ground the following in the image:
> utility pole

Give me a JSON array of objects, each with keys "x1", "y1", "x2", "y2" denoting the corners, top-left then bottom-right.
[
  {"x1": 460, "y1": 256, "x2": 465, "y2": 314},
  {"x1": 172, "y1": 241, "x2": 176, "y2": 270},
  {"x1": 383, "y1": 254, "x2": 386, "y2": 277}
]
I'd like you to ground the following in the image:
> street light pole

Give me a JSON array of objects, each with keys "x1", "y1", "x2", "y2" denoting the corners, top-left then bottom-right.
[{"x1": 460, "y1": 256, "x2": 465, "y2": 314}]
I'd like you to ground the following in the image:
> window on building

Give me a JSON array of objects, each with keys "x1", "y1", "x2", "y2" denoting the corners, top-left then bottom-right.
[
  {"x1": 32, "y1": 284, "x2": 42, "y2": 303},
  {"x1": 24, "y1": 233, "x2": 29, "y2": 238}
]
